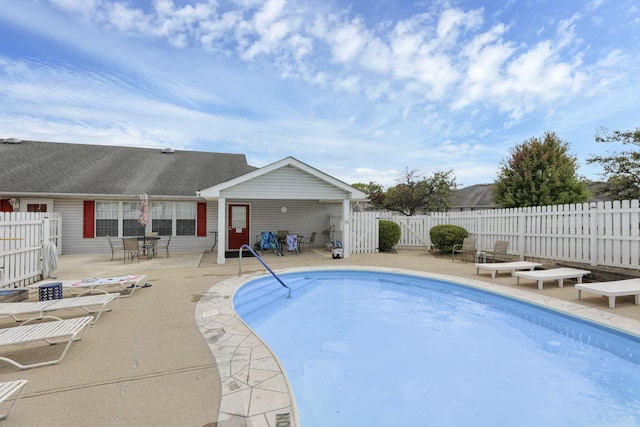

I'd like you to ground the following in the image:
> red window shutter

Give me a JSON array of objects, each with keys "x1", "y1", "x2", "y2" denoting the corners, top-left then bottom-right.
[
  {"x1": 83, "y1": 200, "x2": 95, "y2": 238},
  {"x1": 197, "y1": 202, "x2": 207, "y2": 237},
  {"x1": 0, "y1": 200, "x2": 12, "y2": 212}
]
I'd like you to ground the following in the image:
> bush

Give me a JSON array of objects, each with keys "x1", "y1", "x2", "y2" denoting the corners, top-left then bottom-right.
[
  {"x1": 429, "y1": 225, "x2": 468, "y2": 254},
  {"x1": 379, "y1": 220, "x2": 401, "y2": 252}
]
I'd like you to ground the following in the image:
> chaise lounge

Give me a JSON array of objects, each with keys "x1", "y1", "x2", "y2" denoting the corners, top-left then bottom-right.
[
  {"x1": 475, "y1": 261, "x2": 543, "y2": 278},
  {"x1": 514, "y1": 267, "x2": 591, "y2": 290},
  {"x1": 576, "y1": 278, "x2": 640, "y2": 309},
  {"x1": 0, "y1": 293, "x2": 119, "y2": 324},
  {"x1": 0, "y1": 380, "x2": 28, "y2": 420},
  {"x1": 0, "y1": 316, "x2": 93, "y2": 370},
  {"x1": 34, "y1": 275, "x2": 148, "y2": 298}
]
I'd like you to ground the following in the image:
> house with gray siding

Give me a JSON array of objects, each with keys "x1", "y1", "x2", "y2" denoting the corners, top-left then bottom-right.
[{"x1": 0, "y1": 139, "x2": 366, "y2": 263}]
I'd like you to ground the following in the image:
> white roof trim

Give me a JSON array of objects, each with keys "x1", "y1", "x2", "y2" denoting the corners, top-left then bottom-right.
[{"x1": 198, "y1": 156, "x2": 367, "y2": 200}]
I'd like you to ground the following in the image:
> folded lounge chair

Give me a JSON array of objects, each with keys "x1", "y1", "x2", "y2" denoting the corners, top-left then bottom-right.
[
  {"x1": 0, "y1": 380, "x2": 28, "y2": 420},
  {"x1": 475, "y1": 261, "x2": 543, "y2": 278},
  {"x1": 514, "y1": 267, "x2": 591, "y2": 290},
  {"x1": 0, "y1": 293, "x2": 119, "y2": 324},
  {"x1": 33, "y1": 275, "x2": 148, "y2": 298},
  {"x1": 0, "y1": 316, "x2": 93, "y2": 370},
  {"x1": 576, "y1": 278, "x2": 640, "y2": 308}
]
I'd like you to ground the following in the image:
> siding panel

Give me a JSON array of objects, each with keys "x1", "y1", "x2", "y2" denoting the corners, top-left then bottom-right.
[{"x1": 221, "y1": 166, "x2": 348, "y2": 200}]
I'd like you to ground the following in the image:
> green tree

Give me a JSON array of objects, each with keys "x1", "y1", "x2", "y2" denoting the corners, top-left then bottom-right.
[
  {"x1": 384, "y1": 169, "x2": 456, "y2": 215},
  {"x1": 352, "y1": 182, "x2": 385, "y2": 208},
  {"x1": 586, "y1": 127, "x2": 640, "y2": 200},
  {"x1": 493, "y1": 131, "x2": 590, "y2": 208}
]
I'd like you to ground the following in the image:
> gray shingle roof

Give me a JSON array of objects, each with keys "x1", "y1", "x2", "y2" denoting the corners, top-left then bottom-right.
[
  {"x1": 0, "y1": 140, "x2": 257, "y2": 197},
  {"x1": 452, "y1": 182, "x2": 610, "y2": 210},
  {"x1": 453, "y1": 184, "x2": 495, "y2": 209}
]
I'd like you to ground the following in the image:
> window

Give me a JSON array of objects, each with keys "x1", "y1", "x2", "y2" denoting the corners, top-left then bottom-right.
[
  {"x1": 176, "y1": 202, "x2": 196, "y2": 236},
  {"x1": 95, "y1": 202, "x2": 118, "y2": 237},
  {"x1": 122, "y1": 202, "x2": 145, "y2": 236},
  {"x1": 90, "y1": 201, "x2": 200, "y2": 237},
  {"x1": 152, "y1": 202, "x2": 172, "y2": 236}
]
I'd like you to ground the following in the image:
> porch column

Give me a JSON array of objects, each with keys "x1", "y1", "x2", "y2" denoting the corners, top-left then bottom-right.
[
  {"x1": 217, "y1": 197, "x2": 226, "y2": 265},
  {"x1": 342, "y1": 198, "x2": 351, "y2": 258}
]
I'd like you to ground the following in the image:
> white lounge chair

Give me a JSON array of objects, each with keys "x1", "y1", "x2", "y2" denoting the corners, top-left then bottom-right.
[
  {"x1": 576, "y1": 278, "x2": 640, "y2": 308},
  {"x1": 475, "y1": 261, "x2": 543, "y2": 278},
  {"x1": 0, "y1": 293, "x2": 119, "y2": 324},
  {"x1": 33, "y1": 274, "x2": 148, "y2": 298},
  {"x1": 0, "y1": 380, "x2": 28, "y2": 420},
  {"x1": 0, "y1": 316, "x2": 93, "y2": 370},
  {"x1": 514, "y1": 267, "x2": 591, "y2": 290}
]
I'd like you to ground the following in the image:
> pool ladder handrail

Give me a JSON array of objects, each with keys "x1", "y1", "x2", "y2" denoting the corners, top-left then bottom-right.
[{"x1": 239, "y1": 244, "x2": 291, "y2": 298}]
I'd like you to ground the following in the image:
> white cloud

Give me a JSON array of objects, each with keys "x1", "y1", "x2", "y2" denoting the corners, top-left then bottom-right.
[
  {"x1": 49, "y1": 0, "x2": 100, "y2": 18},
  {"x1": 1, "y1": 0, "x2": 637, "y2": 187},
  {"x1": 326, "y1": 18, "x2": 370, "y2": 63},
  {"x1": 436, "y1": 7, "x2": 483, "y2": 44}
]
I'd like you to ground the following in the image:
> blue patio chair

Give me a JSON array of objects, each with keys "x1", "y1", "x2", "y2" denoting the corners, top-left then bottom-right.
[{"x1": 257, "y1": 231, "x2": 280, "y2": 255}]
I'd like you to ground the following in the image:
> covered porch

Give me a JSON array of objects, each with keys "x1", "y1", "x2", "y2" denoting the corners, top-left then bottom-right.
[{"x1": 197, "y1": 157, "x2": 367, "y2": 265}]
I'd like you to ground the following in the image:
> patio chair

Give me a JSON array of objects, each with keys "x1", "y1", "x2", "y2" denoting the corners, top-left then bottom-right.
[
  {"x1": 0, "y1": 316, "x2": 93, "y2": 370},
  {"x1": 305, "y1": 231, "x2": 317, "y2": 253},
  {"x1": 257, "y1": 232, "x2": 279, "y2": 255},
  {"x1": 0, "y1": 380, "x2": 28, "y2": 420},
  {"x1": 452, "y1": 237, "x2": 476, "y2": 263},
  {"x1": 155, "y1": 235, "x2": 171, "y2": 258},
  {"x1": 106, "y1": 235, "x2": 123, "y2": 262},
  {"x1": 485, "y1": 240, "x2": 509, "y2": 263},
  {"x1": 122, "y1": 238, "x2": 140, "y2": 263},
  {"x1": 142, "y1": 232, "x2": 159, "y2": 259},
  {"x1": 286, "y1": 234, "x2": 300, "y2": 255}
]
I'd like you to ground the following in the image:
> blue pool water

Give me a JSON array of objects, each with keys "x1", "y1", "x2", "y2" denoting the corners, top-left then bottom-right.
[{"x1": 234, "y1": 270, "x2": 640, "y2": 427}]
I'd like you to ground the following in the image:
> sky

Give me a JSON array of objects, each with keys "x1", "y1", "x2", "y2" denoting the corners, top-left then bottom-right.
[{"x1": 0, "y1": 0, "x2": 639, "y2": 189}]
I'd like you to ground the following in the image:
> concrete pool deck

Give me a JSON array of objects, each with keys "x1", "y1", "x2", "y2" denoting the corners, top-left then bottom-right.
[{"x1": 2, "y1": 249, "x2": 640, "y2": 426}]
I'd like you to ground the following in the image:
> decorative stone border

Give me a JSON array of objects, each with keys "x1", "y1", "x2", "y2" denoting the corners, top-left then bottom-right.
[{"x1": 196, "y1": 273, "x2": 298, "y2": 427}]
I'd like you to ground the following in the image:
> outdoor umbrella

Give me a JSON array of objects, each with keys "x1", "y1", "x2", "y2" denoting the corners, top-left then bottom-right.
[{"x1": 138, "y1": 193, "x2": 149, "y2": 226}]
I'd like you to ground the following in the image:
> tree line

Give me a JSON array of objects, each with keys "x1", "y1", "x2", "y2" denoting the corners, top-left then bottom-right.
[{"x1": 353, "y1": 127, "x2": 640, "y2": 215}]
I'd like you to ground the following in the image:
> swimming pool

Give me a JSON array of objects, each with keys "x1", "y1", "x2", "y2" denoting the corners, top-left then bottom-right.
[{"x1": 234, "y1": 269, "x2": 640, "y2": 427}]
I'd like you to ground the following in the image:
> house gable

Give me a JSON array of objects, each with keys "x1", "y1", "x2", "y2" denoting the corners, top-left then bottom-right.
[
  {"x1": 199, "y1": 157, "x2": 367, "y2": 201},
  {"x1": 221, "y1": 165, "x2": 349, "y2": 199}
]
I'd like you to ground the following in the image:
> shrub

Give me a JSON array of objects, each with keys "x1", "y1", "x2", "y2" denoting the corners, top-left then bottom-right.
[
  {"x1": 429, "y1": 225, "x2": 468, "y2": 254},
  {"x1": 379, "y1": 220, "x2": 401, "y2": 252}
]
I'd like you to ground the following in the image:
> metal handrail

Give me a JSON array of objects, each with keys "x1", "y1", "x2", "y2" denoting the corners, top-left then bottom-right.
[{"x1": 239, "y1": 244, "x2": 291, "y2": 298}]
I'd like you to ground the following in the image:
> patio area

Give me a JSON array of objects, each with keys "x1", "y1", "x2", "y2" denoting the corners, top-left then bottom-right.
[{"x1": 1, "y1": 248, "x2": 640, "y2": 426}]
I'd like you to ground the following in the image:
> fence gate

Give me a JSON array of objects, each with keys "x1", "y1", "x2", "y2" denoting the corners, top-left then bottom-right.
[{"x1": 0, "y1": 212, "x2": 61, "y2": 288}]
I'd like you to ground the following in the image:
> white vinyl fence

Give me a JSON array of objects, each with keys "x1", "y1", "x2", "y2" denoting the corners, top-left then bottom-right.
[
  {"x1": 0, "y1": 212, "x2": 62, "y2": 288},
  {"x1": 352, "y1": 200, "x2": 640, "y2": 270}
]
